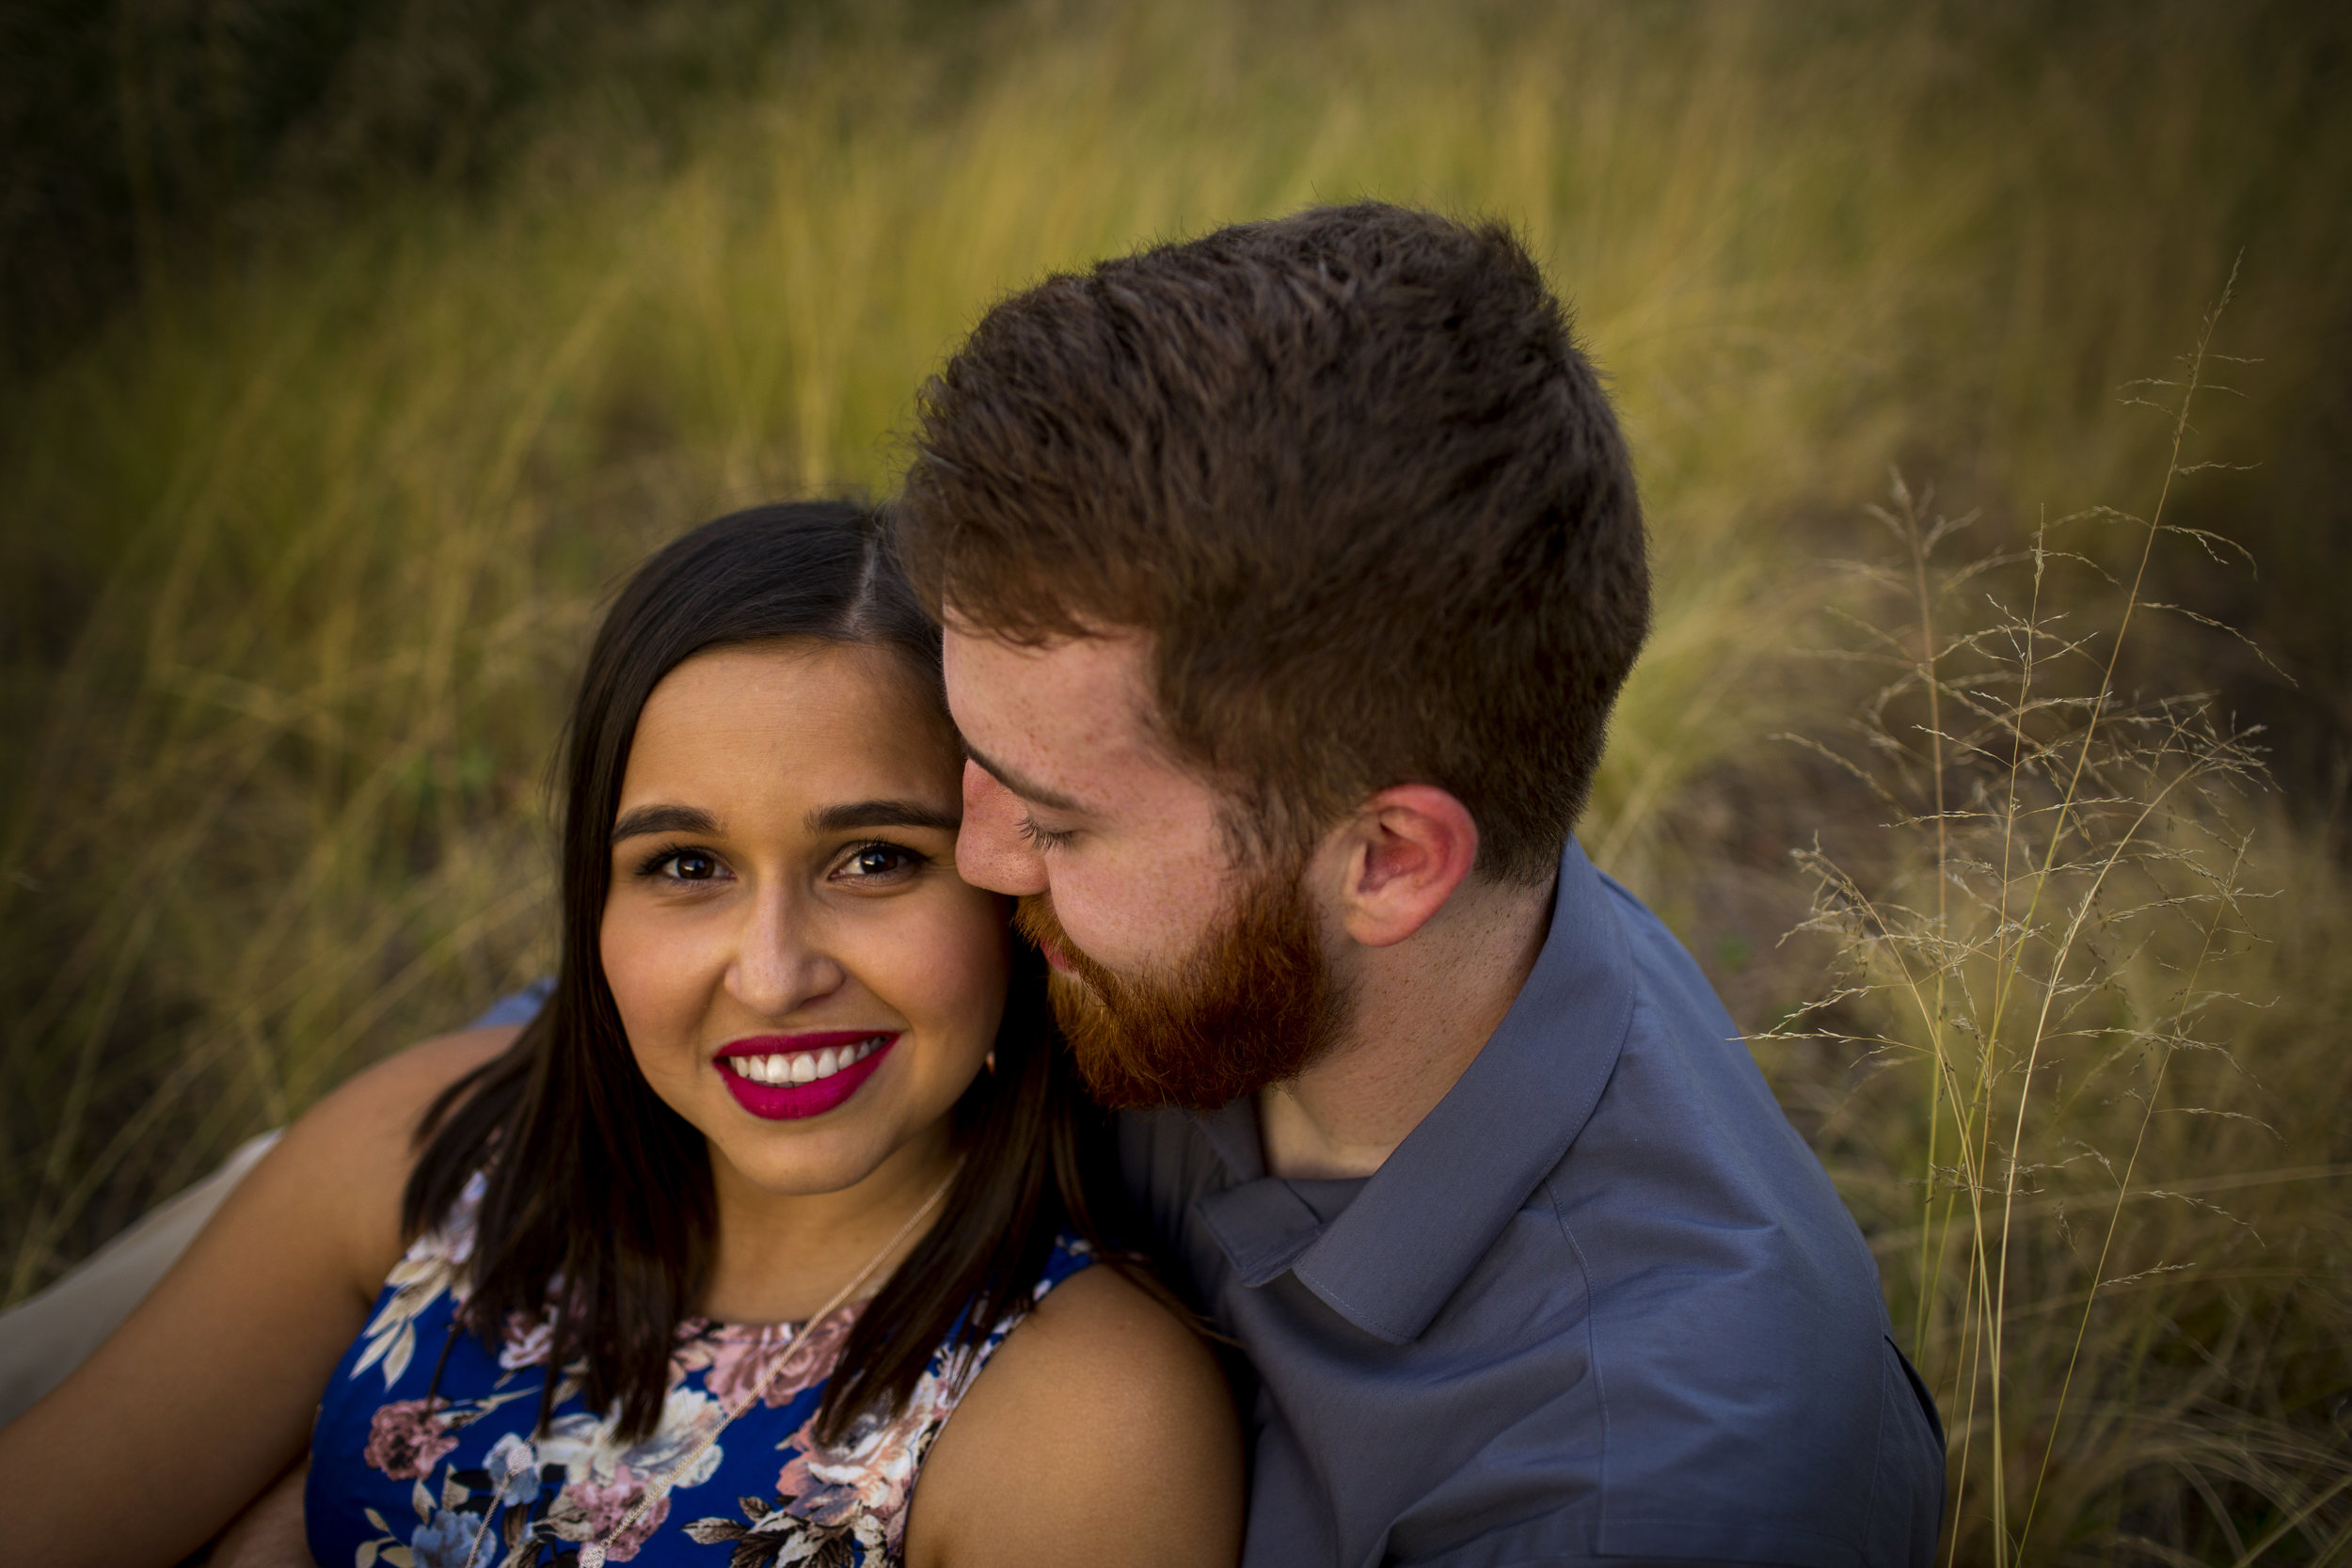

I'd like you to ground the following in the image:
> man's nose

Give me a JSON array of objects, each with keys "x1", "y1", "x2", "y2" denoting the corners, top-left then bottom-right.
[{"x1": 958, "y1": 759, "x2": 1049, "y2": 897}]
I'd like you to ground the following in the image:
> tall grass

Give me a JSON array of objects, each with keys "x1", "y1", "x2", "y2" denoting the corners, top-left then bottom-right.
[
  {"x1": 1767, "y1": 278, "x2": 2351, "y2": 1560},
  {"x1": 3, "y1": 2, "x2": 2347, "y2": 1555}
]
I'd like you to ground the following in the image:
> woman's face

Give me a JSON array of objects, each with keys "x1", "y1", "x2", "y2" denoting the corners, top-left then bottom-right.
[{"x1": 601, "y1": 640, "x2": 1006, "y2": 1198}]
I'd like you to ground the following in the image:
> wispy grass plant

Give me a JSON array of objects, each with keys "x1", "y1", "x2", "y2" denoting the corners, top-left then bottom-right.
[{"x1": 1767, "y1": 288, "x2": 2352, "y2": 1562}]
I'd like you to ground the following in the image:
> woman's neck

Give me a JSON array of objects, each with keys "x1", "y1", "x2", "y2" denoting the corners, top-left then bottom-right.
[{"x1": 697, "y1": 1120, "x2": 961, "y2": 1323}]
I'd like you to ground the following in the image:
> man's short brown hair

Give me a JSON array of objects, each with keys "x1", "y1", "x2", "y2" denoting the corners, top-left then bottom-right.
[{"x1": 898, "y1": 202, "x2": 1649, "y2": 884}]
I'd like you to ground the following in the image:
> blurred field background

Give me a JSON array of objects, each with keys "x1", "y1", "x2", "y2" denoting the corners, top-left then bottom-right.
[{"x1": 3, "y1": 0, "x2": 2347, "y2": 1560}]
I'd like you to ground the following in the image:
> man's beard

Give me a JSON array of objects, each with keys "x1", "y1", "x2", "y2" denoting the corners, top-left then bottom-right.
[{"x1": 1014, "y1": 862, "x2": 1352, "y2": 1112}]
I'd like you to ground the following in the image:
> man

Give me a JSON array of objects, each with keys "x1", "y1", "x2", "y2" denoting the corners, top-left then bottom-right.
[{"x1": 895, "y1": 202, "x2": 1946, "y2": 1567}]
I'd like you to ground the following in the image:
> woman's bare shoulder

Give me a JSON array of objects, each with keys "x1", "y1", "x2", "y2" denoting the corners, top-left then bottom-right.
[
  {"x1": 289, "y1": 1024, "x2": 517, "y2": 1153},
  {"x1": 906, "y1": 1263, "x2": 1244, "y2": 1568},
  {"x1": 259, "y1": 1024, "x2": 520, "y2": 1278}
]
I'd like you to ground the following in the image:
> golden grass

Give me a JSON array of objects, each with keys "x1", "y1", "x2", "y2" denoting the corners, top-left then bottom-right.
[
  {"x1": 3, "y1": 3, "x2": 2344, "y2": 1556},
  {"x1": 1764, "y1": 279, "x2": 2351, "y2": 1560}
]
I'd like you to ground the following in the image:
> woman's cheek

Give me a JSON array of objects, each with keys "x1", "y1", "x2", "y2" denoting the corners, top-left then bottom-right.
[
  {"x1": 882, "y1": 893, "x2": 1010, "y2": 1069},
  {"x1": 941, "y1": 894, "x2": 1014, "y2": 1045},
  {"x1": 599, "y1": 899, "x2": 698, "y2": 1085}
]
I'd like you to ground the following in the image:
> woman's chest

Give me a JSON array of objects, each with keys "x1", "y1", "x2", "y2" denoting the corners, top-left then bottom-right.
[{"x1": 306, "y1": 1283, "x2": 951, "y2": 1568}]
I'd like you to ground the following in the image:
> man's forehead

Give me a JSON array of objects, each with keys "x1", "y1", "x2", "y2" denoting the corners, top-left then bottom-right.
[
  {"x1": 942, "y1": 626, "x2": 1169, "y2": 800},
  {"x1": 944, "y1": 626, "x2": 1151, "y2": 720}
]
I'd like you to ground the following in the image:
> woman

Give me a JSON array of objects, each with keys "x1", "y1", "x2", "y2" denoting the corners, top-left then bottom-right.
[{"x1": 0, "y1": 502, "x2": 1243, "y2": 1567}]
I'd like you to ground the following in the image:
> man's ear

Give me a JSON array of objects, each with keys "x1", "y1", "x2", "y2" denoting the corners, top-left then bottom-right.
[{"x1": 1322, "y1": 784, "x2": 1480, "y2": 948}]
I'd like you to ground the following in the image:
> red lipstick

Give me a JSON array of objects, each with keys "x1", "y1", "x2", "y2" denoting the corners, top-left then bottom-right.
[{"x1": 714, "y1": 1031, "x2": 897, "y2": 1121}]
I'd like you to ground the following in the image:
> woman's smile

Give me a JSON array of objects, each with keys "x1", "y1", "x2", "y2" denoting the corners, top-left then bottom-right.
[{"x1": 715, "y1": 1031, "x2": 899, "y2": 1119}]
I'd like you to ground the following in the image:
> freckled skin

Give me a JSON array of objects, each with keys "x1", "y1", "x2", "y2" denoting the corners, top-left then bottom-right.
[
  {"x1": 601, "y1": 642, "x2": 1007, "y2": 1275},
  {"x1": 943, "y1": 627, "x2": 1236, "y2": 976}
]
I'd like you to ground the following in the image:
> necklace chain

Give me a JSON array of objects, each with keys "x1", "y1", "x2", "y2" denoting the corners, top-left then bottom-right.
[{"x1": 458, "y1": 1165, "x2": 960, "y2": 1568}]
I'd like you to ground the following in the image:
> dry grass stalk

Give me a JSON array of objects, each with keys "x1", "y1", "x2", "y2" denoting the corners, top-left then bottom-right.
[{"x1": 1768, "y1": 280, "x2": 2351, "y2": 1563}]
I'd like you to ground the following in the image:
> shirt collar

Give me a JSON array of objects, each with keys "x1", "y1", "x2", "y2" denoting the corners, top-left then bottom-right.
[{"x1": 1191, "y1": 839, "x2": 1639, "y2": 1344}]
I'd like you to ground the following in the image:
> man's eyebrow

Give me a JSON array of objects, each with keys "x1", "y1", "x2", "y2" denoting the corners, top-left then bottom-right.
[
  {"x1": 611, "y1": 803, "x2": 721, "y2": 843},
  {"x1": 960, "y1": 740, "x2": 1088, "y2": 815},
  {"x1": 806, "y1": 799, "x2": 962, "y2": 835}
]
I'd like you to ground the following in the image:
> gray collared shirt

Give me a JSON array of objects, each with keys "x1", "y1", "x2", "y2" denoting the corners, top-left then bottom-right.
[{"x1": 1119, "y1": 843, "x2": 1945, "y2": 1568}]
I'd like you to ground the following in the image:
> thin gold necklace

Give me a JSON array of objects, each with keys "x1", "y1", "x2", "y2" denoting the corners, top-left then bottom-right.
[{"x1": 459, "y1": 1164, "x2": 961, "y2": 1568}]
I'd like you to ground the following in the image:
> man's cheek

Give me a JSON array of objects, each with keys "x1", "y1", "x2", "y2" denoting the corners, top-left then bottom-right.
[{"x1": 1089, "y1": 912, "x2": 1187, "y2": 983}]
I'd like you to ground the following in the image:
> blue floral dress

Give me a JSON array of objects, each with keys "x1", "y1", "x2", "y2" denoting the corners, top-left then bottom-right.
[{"x1": 307, "y1": 1172, "x2": 1092, "y2": 1568}]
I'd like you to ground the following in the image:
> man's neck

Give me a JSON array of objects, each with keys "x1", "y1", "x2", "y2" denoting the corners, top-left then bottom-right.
[{"x1": 1257, "y1": 872, "x2": 1557, "y2": 1180}]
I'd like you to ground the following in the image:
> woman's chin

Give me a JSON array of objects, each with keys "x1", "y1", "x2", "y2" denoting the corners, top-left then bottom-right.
[{"x1": 698, "y1": 1094, "x2": 945, "y2": 1201}]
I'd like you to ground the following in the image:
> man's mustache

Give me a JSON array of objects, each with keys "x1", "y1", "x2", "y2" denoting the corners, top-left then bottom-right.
[{"x1": 1012, "y1": 894, "x2": 1112, "y2": 994}]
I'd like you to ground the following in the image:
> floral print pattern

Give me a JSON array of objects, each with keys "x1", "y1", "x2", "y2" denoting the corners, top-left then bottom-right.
[{"x1": 308, "y1": 1173, "x2": 1091, "y2": 1567}]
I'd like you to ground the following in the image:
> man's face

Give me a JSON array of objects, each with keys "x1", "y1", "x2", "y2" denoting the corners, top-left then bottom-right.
[{"x1": 943, "y1": 626, "x2": 1348, "y2": 1107}]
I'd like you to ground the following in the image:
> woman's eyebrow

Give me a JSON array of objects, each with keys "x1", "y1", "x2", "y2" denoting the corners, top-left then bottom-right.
[
  {"x1": 806, "y1": 799, "x2": 962, "y2": 835},
  {"x1": 611, "y1": 803, "x2": 721, "y2": 843}
]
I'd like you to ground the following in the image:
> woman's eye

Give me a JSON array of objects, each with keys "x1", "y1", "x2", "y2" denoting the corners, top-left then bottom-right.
[
  {"x1": 653, "y1": 849, "x2": 722, "y2": 881},
  {"x1": 841, "y1": 844, "x2": 918, "y2": 879}
]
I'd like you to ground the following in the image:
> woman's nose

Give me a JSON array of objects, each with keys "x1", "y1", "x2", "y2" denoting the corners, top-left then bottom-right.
[{"x1": 725, "y1": 885, "x2": 845, "y2": 1018}]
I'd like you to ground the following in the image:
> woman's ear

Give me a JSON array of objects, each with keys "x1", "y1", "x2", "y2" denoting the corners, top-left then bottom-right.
[{"x1": 1320, "y1": 784, "x2": 1481, "y2": 948}]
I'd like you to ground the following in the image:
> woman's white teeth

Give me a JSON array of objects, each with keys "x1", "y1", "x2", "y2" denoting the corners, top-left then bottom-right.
[{"x1": 729, "y1": 1037, "x2": 885, "y2": 1085}]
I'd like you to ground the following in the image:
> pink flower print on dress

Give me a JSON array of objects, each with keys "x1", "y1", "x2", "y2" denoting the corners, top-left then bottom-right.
[
  {"x1": 362, "y1": 1398, "x2": 459, "y2": 1480},
  {"x1": 548, "y1": 1465, "x2": 671, "y2": 1562},
  {"x1": 677, "y1": 1303, "x2": 861, "y2": 1413},
  {"x1": 781, "y1": 1341, "x2": 979, "y2": 1557},
  {"x1": 771, "y1": 1348, "x2": 965, "y2": 1564},
  {"x1": 499, "y1": 1307, "x2": 557, "y2": 1370}
]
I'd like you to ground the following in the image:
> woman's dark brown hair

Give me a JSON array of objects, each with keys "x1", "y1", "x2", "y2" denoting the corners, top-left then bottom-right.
[{"x1": 403, "y1": 499, "x2": 1116, "y2": 1445}]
